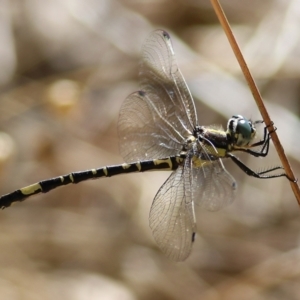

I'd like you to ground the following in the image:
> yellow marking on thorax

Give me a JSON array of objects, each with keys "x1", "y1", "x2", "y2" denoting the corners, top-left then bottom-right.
[
  {"x1": 91, "y1": 169, "x2": 97, "y2": 175},
  {"x1": 203, "y1": 145, "x2": 227, "y2": 158},
  {"x1": 21, "y1": 183, "x2": 42, "y2": 195},
  {"x1": 192, "y1": 156, "x2": 209, "y2": 168},
  {"x1": 207, "y1": 128, "x2": 225, "y2": 134},
  {"x1": 192, "y1": 148, "x2": 227, "y2": 168},
  {"x1": 215, "y1": 147, "x2": 226, "y2": 157}
]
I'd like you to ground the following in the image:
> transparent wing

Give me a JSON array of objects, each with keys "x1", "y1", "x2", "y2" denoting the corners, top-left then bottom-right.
[
  {"x1": 119, "y1": 91, "x2": 184, "y2": 162},
  {"x1": 118, "y1": 30, "x2": 197, "y2": 162},
  {"x1": 192, "y1": 156, "x2": 237, "y2": 211},
  {"x1": 149, "y1": 156, "x2": 196, "y2": 261},
  {"x1": 140, "y1": 30, "x2": 198, "y2": 130}
]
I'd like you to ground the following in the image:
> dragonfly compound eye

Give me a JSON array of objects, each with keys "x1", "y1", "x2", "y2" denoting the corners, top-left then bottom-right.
[
  {"x1": 235, "y1": 118, "x2": 255, "y2": 146},
  {"x1": 227, "y1": 115, "x2": 255, "y2": 147}
]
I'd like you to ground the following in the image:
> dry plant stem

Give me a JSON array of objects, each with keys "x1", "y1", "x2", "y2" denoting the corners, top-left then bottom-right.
[{"x1": 210, "y1": 0, "x2": 300, "y2": 205}]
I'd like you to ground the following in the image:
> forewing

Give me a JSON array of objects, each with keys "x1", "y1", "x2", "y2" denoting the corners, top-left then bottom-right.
[
  {"x1": 118, "y1": 30, "x2": 197, "y2": 162},
  {"x1": 140, "y1": 30, "x2": 198, "y2": 131},
  {"x1": 149, "y1": 157, "x2": 196, "y2": 261}
]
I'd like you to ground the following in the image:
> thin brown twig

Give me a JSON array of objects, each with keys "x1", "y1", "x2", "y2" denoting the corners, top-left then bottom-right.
[{"x1": 210, "y1": 0, "x2": 300, "y2": 206}]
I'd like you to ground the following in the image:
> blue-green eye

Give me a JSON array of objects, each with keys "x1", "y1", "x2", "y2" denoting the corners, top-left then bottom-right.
[
  {"x1": 236, "y1": 119, "x2": 252, "y2": 140},
  {"x1": 227, "y1": 115, "x2": 256, "y2": 146}
]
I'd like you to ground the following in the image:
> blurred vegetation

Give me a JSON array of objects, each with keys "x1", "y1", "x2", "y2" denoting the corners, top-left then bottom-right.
[{"x1": 0, "y1": 0, "x2": 299, "y2": 299}]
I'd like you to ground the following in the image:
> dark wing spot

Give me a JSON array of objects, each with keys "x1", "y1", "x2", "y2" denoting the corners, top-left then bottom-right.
[{"x1": 192, "y1": 232, "x2": 196, "y2": 242}]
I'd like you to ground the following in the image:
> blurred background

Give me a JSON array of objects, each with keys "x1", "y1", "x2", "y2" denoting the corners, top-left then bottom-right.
[{"x1": 0, "y1": 0, "x2": 299, "y2": 299}]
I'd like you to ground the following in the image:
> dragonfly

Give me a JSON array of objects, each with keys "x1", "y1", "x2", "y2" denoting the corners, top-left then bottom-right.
[{"x1": 0, "y1": 30, "x2": 290, "y2": 261}]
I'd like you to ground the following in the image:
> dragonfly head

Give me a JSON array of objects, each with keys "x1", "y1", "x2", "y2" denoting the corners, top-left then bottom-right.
[{"x1": 227, "y1": 115, "x2": 256, "y2": 147}]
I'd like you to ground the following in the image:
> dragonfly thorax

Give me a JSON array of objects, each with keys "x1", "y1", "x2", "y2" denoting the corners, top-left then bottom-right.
[
  {"x1": 227, "y1": 115, "x2": 256, "y2": 147},
  {"x1": 180, "y1": 135, "x2": 197, "y2": 155}
]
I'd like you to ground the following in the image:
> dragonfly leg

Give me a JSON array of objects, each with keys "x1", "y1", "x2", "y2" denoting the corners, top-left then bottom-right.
[
  {"x1": 227, "y1": 153, "x2": 292, "y2": 180},
  {"x1": 236, "y1": 122, "x2": 277, "y2": 158}
]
